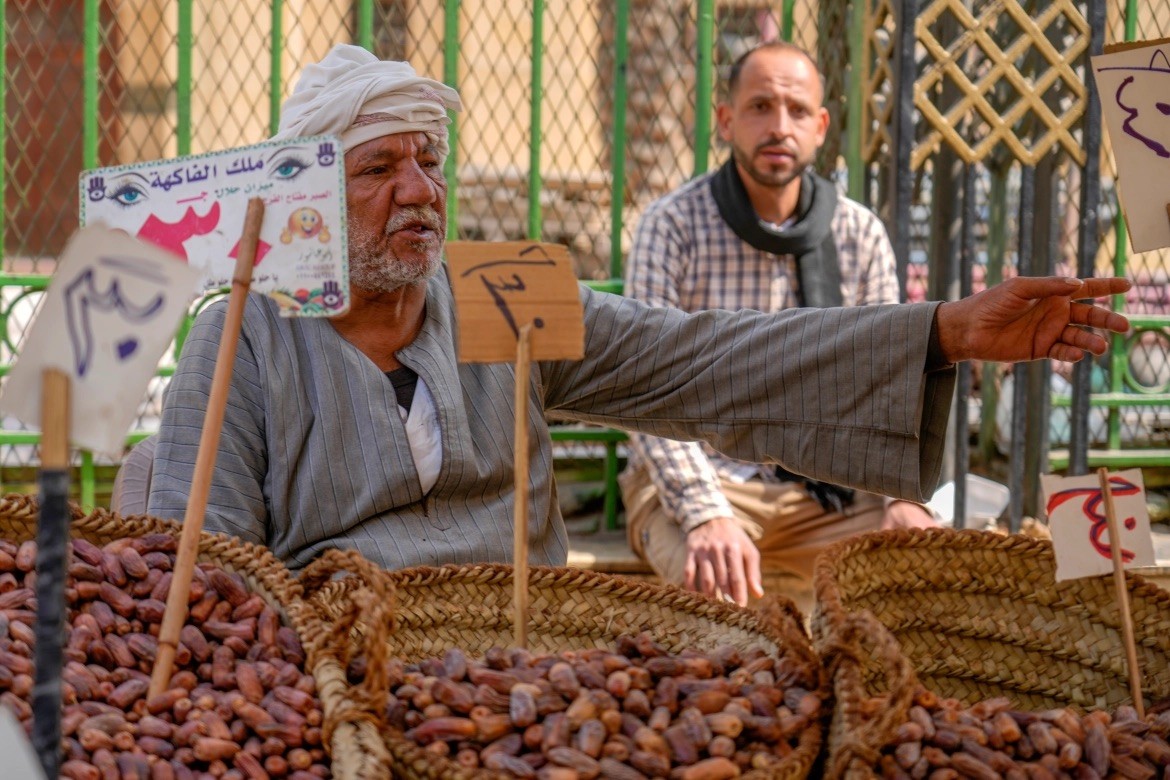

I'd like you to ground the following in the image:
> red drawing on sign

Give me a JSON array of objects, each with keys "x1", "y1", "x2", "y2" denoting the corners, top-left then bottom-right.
[
  {"x1": 228, "y1": 237, "x2": 272, "y2": 266},
  {"x1": 1046, "y1": 475, "x2": 1141, "y2": 562},
  {"x1": 136, "y1": 202, "x2": 222, "y2": 260}
]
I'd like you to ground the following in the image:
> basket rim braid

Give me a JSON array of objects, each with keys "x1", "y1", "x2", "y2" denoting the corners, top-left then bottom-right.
[
  {"x1": 0, "y1": 493, "x2": 306, "y2": 614},
  {"x1": 810, "y1": 526, "x2": 1170, "y2": 779},
  {"x1": 299, "y1": 556, "x2": 827, "y2": 780}
]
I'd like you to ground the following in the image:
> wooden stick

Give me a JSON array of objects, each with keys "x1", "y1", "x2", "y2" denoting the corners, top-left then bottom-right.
[
  {"x1": 513, "y1": 323, "x2": 533, "y2": 650},
  {"x1": 1097, "y1": 467, "x2": 1145, "y2": 718},
  {"x1": 31, "y1": 368, "x2": 70, "y2": 780},
  {"x1": 149, "y1": 198, "x2": 265, "y2": 698},
  {"x1": 1104, "y1": 37, "x2": 1170, "y2": 55}
]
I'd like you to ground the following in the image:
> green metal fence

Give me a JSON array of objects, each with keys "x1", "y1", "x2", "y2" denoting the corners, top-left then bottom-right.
[
  {"x1": 2, "y1": 0, "x2": 1170, "y2": 511},
  {"x1": 0, "y1": 0, "x2": 829, "y2": 508}
]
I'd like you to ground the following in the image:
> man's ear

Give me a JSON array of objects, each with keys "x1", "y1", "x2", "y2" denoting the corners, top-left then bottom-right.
[
  {"x1": 815, "y1": 106, "x2": 830, "y2": 147},
  {"x1": 716, "y1": 102, "x2": 734, "y2": 142}
]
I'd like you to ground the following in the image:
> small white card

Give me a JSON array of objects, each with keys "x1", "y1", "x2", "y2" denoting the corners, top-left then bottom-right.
[
  {"x1": 1091, "y1": 40, "x2": 1170, "y2": 253},
  {"x1": 80, "y1": 135, "x2": 349, "y2": 316},
  {"x1": 1042, "y1": 468, "x2": 1156, "y2": 582},
  {"x1": 0, "y1": 226, "x2": 200, "y2": 457}
]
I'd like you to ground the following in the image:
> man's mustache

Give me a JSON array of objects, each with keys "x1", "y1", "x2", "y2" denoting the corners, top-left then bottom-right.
[
  {"x1": 384, "y1": 208, "x2": 442, "y2": 235},
  {"x1": 755, "y1": 136, "x2": 798, "y2": 155}
]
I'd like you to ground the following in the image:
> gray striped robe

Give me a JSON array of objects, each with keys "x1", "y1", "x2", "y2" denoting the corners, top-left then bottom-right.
[{"x1": 147, "y1": 266, "x2": 954, "y2": 571}]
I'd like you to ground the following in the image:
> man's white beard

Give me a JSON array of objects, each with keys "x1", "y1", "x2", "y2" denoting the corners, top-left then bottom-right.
[
  {"x1": 349, "y1": 240, "x2": 441, "y2": 292},
  {"x1": 348, "y1": 208, "x2": 443, "y2": 293}
]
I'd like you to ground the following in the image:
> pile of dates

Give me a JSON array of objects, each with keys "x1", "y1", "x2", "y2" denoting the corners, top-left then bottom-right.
[
  {"x1": 376, "y1": 632, "x2": 822, "y2": 780},
  {"x1": 0, "y1": 536, "x2": 329, "y2": 780},
  {"x1": 876, "y1": 687, "x2": 1170, "y2": 780}
]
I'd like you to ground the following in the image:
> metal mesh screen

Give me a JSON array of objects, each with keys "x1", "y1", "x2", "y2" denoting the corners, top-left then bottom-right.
[{"x1": 1, "y1": 0, "x2": 1168, "y2": 474}]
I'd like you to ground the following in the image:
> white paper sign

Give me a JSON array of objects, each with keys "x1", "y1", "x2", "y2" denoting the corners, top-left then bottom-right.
[
  {"x1": 0, "y1": 226, "x2": 200, "y2": 457},
  {"x1": 1091, "y1": 40, "x2": 1170, "y2": 253},
  {"x1": 1042, "y1": 468, "x2": 1156, "y2": 582},
  {"x1": 80, "y1": 135, "x2": 349, "y2": 316},
  {"x1": 0, "y1": 707, "x2": 44, "y2": 779}
]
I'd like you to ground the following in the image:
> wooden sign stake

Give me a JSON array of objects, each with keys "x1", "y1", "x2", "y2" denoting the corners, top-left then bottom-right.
[
  {"x1": 1097, "y1": 467, "x2": 1145, "y2": 718},
  {"x1": 149, "y1": 198, "x2": 265, "y2": 698},
  {"x1": 513, "y1": 323, "x2": 533, "y2": 649},
  {"x1": 31, "y1": 368, "x2": 70, "y2": 780}
]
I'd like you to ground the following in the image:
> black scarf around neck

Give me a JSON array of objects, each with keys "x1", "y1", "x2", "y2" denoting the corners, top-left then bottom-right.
[
  {"x1": 710, "y1": 159, "x2": 842, "y2": 307},
  {"x1": 711, "y1": 159, "x2": 855, "y2": 511}
]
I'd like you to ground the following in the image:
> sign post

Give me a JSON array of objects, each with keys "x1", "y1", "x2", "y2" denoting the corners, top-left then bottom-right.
[
  {"x1": 1096, "y1": 468, "x2": 1145, "y2": 718},
  {"x1": 1043, "y1": 468, "x2": 1156, "y2": 714},
  {"x1": 30, "y1": 369, "x2": 69, "y2": 780},
  {"x1": 447, "y1": 241, "x2": 584, "y2": 647},
  {"x1": 149, "y1": 198, "x2": 264, "y2": 697}
]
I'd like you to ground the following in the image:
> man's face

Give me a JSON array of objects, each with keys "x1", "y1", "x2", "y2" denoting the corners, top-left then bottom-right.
[
  {"x1": 716, "y1": 49, "x2": 829, "y2": 190},
  {"x1": 344, "y1": 131, "x2": 447, "y2": 293}
]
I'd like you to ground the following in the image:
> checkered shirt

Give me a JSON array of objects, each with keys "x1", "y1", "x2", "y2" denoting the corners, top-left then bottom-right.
[{"x1": 624, "y1": 171, "x2": 902, "y2": 533}]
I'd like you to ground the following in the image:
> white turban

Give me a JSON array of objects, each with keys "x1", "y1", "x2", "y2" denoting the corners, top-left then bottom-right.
[{"x1": 272, "y1": 44, "x2": 462, "y2": 157}]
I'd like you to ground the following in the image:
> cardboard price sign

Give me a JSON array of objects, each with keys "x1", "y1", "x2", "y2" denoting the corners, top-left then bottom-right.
[{"x1": 446, "y1": 241, "x2": 584, "y2": 363}]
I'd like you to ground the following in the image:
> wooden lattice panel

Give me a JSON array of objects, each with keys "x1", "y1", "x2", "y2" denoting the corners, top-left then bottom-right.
[
  {"x1": 862, "y1": 0, "x2": 896, "y2": 163},
  {"x1": 912, "y1": 0, "x2": 1089, "y2": 169}
]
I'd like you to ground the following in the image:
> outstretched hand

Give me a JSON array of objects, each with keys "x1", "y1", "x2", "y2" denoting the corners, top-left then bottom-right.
[{"x1": 936, "y1": 276, "x2": 1130, "y2": 365}]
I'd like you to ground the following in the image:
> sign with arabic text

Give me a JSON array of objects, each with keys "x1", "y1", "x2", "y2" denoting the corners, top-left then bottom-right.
[
  {"x1": 1091, "y1": 38, "x2": 1170, "y2": 253},
  {"x1": 1042, "y1": 468, "x2": 1156, "y2": 582},
  {"x1": 80, "y1": 135, "x2": 348, "y2": 316},
  {"x1": 0, "y1": 226, "x2": 200, "y2": 457},
  {"x1": 446, "y1": 241, "x2": 584, "y2": 363}
]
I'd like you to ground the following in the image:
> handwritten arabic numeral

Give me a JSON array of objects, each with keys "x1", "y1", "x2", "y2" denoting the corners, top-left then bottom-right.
[
  {"x1": 481, "y1": 275, "x2": 520, "y2": 338},
  {"x1": 63, "y1": 269, "x2": 98, "y2": 377}
]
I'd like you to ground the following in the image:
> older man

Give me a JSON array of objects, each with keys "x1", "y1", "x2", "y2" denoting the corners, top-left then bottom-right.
[{"x1": 147, "y1": 44, "x2": 1129, "y2": 576}]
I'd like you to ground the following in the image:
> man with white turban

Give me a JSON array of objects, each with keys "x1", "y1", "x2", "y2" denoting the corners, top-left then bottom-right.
[{"x1": 146, "y1": 44, "x2": 1130, "y2": 597}]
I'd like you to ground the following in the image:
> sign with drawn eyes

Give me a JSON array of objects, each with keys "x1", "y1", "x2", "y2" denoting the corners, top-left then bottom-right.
[
  {"x1": 446, "y1": 241, "x2": 584, "y2": 363},
  {"x1": 80, "y1": 135, "x2": 348, "y2": 317},
  {"x1": 1041, "y1": 468, "x2": 1156, "y2": 582},
  {"x1": 0, "y1": 226, "x2": 201, "y2": 456},
  {"x1": 1092, "y1": 38, "x2": 1170, "y2": 253}
]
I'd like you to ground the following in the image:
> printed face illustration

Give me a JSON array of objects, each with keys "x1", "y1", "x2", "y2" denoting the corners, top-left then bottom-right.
[{"x1": 281, "y1": 207, "x2": 331, "y2": 244}]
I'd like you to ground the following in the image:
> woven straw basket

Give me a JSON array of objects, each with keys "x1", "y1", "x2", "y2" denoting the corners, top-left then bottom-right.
[
  {"x1": 299, "y1": 554, "x2": 825, "y2": 780},
  {"x1": 811, "y1": 527, "x2": 1170, "y2": 778},
  {"x1": 0, "y1": 495, "x2": 358, "y2": 775}
]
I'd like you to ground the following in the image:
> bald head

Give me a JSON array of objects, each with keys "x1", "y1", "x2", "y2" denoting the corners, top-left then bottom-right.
[{"x1": 726, "y1": 42, "x2": 825, "y2": 106}]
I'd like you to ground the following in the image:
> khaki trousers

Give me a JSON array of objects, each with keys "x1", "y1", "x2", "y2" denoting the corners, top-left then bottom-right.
[{"x1": 620, "y1": 466, "x2": 886, "y2": 588}]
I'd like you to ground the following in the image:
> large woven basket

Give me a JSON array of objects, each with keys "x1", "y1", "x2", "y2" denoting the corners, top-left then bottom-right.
[
  {"x1": 300, "y1": 556, "x2": 826, "y2": 780},
  {"x1": 0, "y1": 494, "x2": 354, "y2": 775},
  {"x1": 811, "y1": 527, "x2": 1170, "y2": 778}
]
